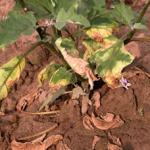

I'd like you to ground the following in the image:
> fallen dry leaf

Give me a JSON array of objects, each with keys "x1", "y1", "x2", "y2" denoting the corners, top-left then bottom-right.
[
  {"x1": 91, "y1": 113, "x2": 124, "y2": 130},
  {"x1": 71, "y1": 86, "x2": 85, "y2": 99},
  {"x1": 81, "y1": 95, "x2": 89, "y2": 115},
  {"x1": 83, "y1": 115, "x2": 94, "y2": 130},
  {"x1": 101, "y1": 113, "x2": 115, "y2": 122},
  {"x1": 56, "y1": 141, "x2": 71, "y2": 150},
  {"x1": 108, "y1": 143, "x2": 123, "y2": 150},
  {"x1": 108, "y1": 132, "x2": 122, "y2": 147},
  {"x1": 11, "y1": 134, "x2": 63, "y2": 150},
  {"x1": 92, "y1": 91, "x2": 101, "y2": 111},
  {"x1": 16, "y1": 89, "x2": 38, "y2": 111},
  {"x1": 92, "y1": 136, "x2": 101, "y2": 150}
]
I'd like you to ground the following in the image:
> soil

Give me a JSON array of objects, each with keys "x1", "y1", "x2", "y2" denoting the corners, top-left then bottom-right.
[{"x1": 0, "y1": 1, "x2": 150, "y2": 150}]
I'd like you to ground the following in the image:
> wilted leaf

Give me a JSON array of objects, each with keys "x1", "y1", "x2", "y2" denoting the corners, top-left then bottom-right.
[
  {"x1": 0, "y1": 56, "x2": 25, "y2": 100},
  {"x1": 91, "y1": 113, "x2": 124, "y2": 130},
  {"x1": 0, "y1": 11, "x2": 36, "y2": 47},
  {"x1": 11, "y1": 134, "x2": 63, "y2": 150},
  {"x1": 55, "y1": 38, "x2": 97, "y2": 89},
  {"x1": 91, "y1": 41, "x2": 134, "y2": 88},
  {"x1": 83, "y1": 115, "x2": 94, "y2": 130}
]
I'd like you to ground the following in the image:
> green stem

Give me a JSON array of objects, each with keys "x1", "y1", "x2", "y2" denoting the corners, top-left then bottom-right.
[{"x1": 124, "y1": 0, "x2": 150, "y2": 44}]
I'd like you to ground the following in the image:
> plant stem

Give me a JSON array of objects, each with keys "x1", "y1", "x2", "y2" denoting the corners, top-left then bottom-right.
[
  {"x1": 22, "y1": 41, "x2": 43, "y2": 57},
  {"x1": 124, "y1": 0, "x2": 150, "y2": 44}
]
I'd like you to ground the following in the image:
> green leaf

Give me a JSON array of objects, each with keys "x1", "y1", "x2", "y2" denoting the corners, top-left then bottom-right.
[
  {"x1": 91, "y1": 41, "x2": 134, "y2": 87},
  {"x1": 55, "y1": 7, "x2": 90, "y2": 30},
  {"x1": 60, "y1": 38, "x2": 79, "y2": 56},
  {"x1": 50, "y1": 67, "x2": 76, "y2": 87},
  {"x1": 0, "y1": 11, "x2": 36, "y2": 47},
  {"x1": 23, "y1": 0, "x2": 54, "y2": 18},
  {"x1": 133, "y1": 23, "x2": 147, "y2": 30},
  {"x1": 38, "y1": 63, "x2": 77, "y2": 88},
  {"x1": 112, "y1": 2, "x2": 135, "y2": 26},
  {"x1": 38, "y1": 63, "x2": 61, "y2": 85},
  {"x1": 0, "y1": 56, "x2": 26, "y2": 100}
]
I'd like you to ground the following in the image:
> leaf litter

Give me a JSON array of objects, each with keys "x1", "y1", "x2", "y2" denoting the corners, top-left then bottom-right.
[{"x1": 11, "y1": 134, "x2": 63, "y2": 150}]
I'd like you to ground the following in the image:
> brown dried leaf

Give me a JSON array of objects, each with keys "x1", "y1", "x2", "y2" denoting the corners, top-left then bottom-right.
[
  {"x1": 16, "y1": 89, "x2": 38, "y2": 111},
  {"x1": 91, "y1": 113, "x2": 124, "y2": 130},
  {"x1": 108, "y1": 132, "x2": 122, "y2": 146},
  {"x1": 71, "y1": 86, "x2": 85, "y2": 99},
  {"x1": 92, "y1": 136, "x2": 101, "y2": 150},
  {"x1": 11, "y1": 140, "x2": 45, "y2": 150},
  {"x1": 56, "y1": 141, "x2": 71, "y2": 150},
  {"x1": 83, "y1": 115, "x2": 94, "y2": 130},
  {"x1": 101, "y1": 113, "x2": 115, "y2": 122},
  {"x1": 108, "y1": 143, "x2": 123, "y2": 150},
  {"x1": 92, "y1": 91, "x2": 101, "y2": 111},
  {"x1": 81, "y1": 95, "x2": 89, "y2": 115},
  {"x1": 11, "y1": 134, "x2": 63, "y2": 150}
]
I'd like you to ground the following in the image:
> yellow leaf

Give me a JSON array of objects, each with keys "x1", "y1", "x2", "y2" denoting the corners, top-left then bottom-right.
[{"x1": 0, "y1": 56, "x2": 25, "y2": 100}]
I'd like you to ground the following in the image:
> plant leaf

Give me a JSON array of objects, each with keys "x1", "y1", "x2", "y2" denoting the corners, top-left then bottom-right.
[
  {"x1": 0, "y1": 11, "x2": 36, "y2": 47},
  {"x1": 91, "y1": 41, "x2": 134, "y2": 88},
  {"x1": 133, "y1": 23, "x2": 147, "y2": 30},
  {"x1": 50, "y1": 67, "x2": 77, "y2": 87},
  {"x1": 23, "y1": 0, "x2": 55, "y2": 18},
  {"x1": 38, "y1": 63, "x2": 76, "y2": 89},
  {"x1": 55, "y1": 7, "x2": 90, "y2": 30},
  {"x1": 112, "y1": 2, "x2": 135, "y2": 26},
  {"x1": 0, "y1": 56, "x2": 25, "y2": 100},
  {"x1": 38, "y1": 63, "x2": 61, "y2": 85},
  {"x1": 55, "y1": 38, "x2": 97, "y2": 89}
]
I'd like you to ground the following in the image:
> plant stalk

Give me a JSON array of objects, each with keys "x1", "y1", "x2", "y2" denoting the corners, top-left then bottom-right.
[{"x1": 124, "y1": 0, "x2": 150, "y2": 44}]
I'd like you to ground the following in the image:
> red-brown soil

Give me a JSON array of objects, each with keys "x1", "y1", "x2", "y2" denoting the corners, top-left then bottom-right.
[{"x1": 0, "y1": 1, "x2": 150, "y2": 150}]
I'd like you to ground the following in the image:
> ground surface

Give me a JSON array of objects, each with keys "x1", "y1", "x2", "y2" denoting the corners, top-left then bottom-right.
[{"x1": 0, "y1": 1, "x2": 150, "y2": 150}]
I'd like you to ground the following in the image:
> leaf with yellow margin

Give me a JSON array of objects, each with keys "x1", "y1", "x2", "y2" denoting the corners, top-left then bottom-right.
[
  {"x1": 0, "y1": 56, "x2": 25, "y2": 100},
  {"x1": 91, "y1": 41, "x2": 134, "y2": 88}
]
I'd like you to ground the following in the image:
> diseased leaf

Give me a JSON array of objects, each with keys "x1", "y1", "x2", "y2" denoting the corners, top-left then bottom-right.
[
  {"x1": 50, "y1": 67, "x2": 77, "y2": 88},
  {"x1": 0, "y1": 56, "x2": 25, "y2": 100},
  {"x1": 91, "y1": 41, "x2": 134, "y2": 88},
  {"x1": 0, "y1": 11, "x2": 36, "y2": 47},
  {"x1": 38, "y1": 63, "x2": 61, "y2": 85},
  {"x1": 55, "y1": 38, "x2": 97, "y2": 89},
  {"x1": 61, "y1": 38, "x2": 79, "y2": 57}
]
